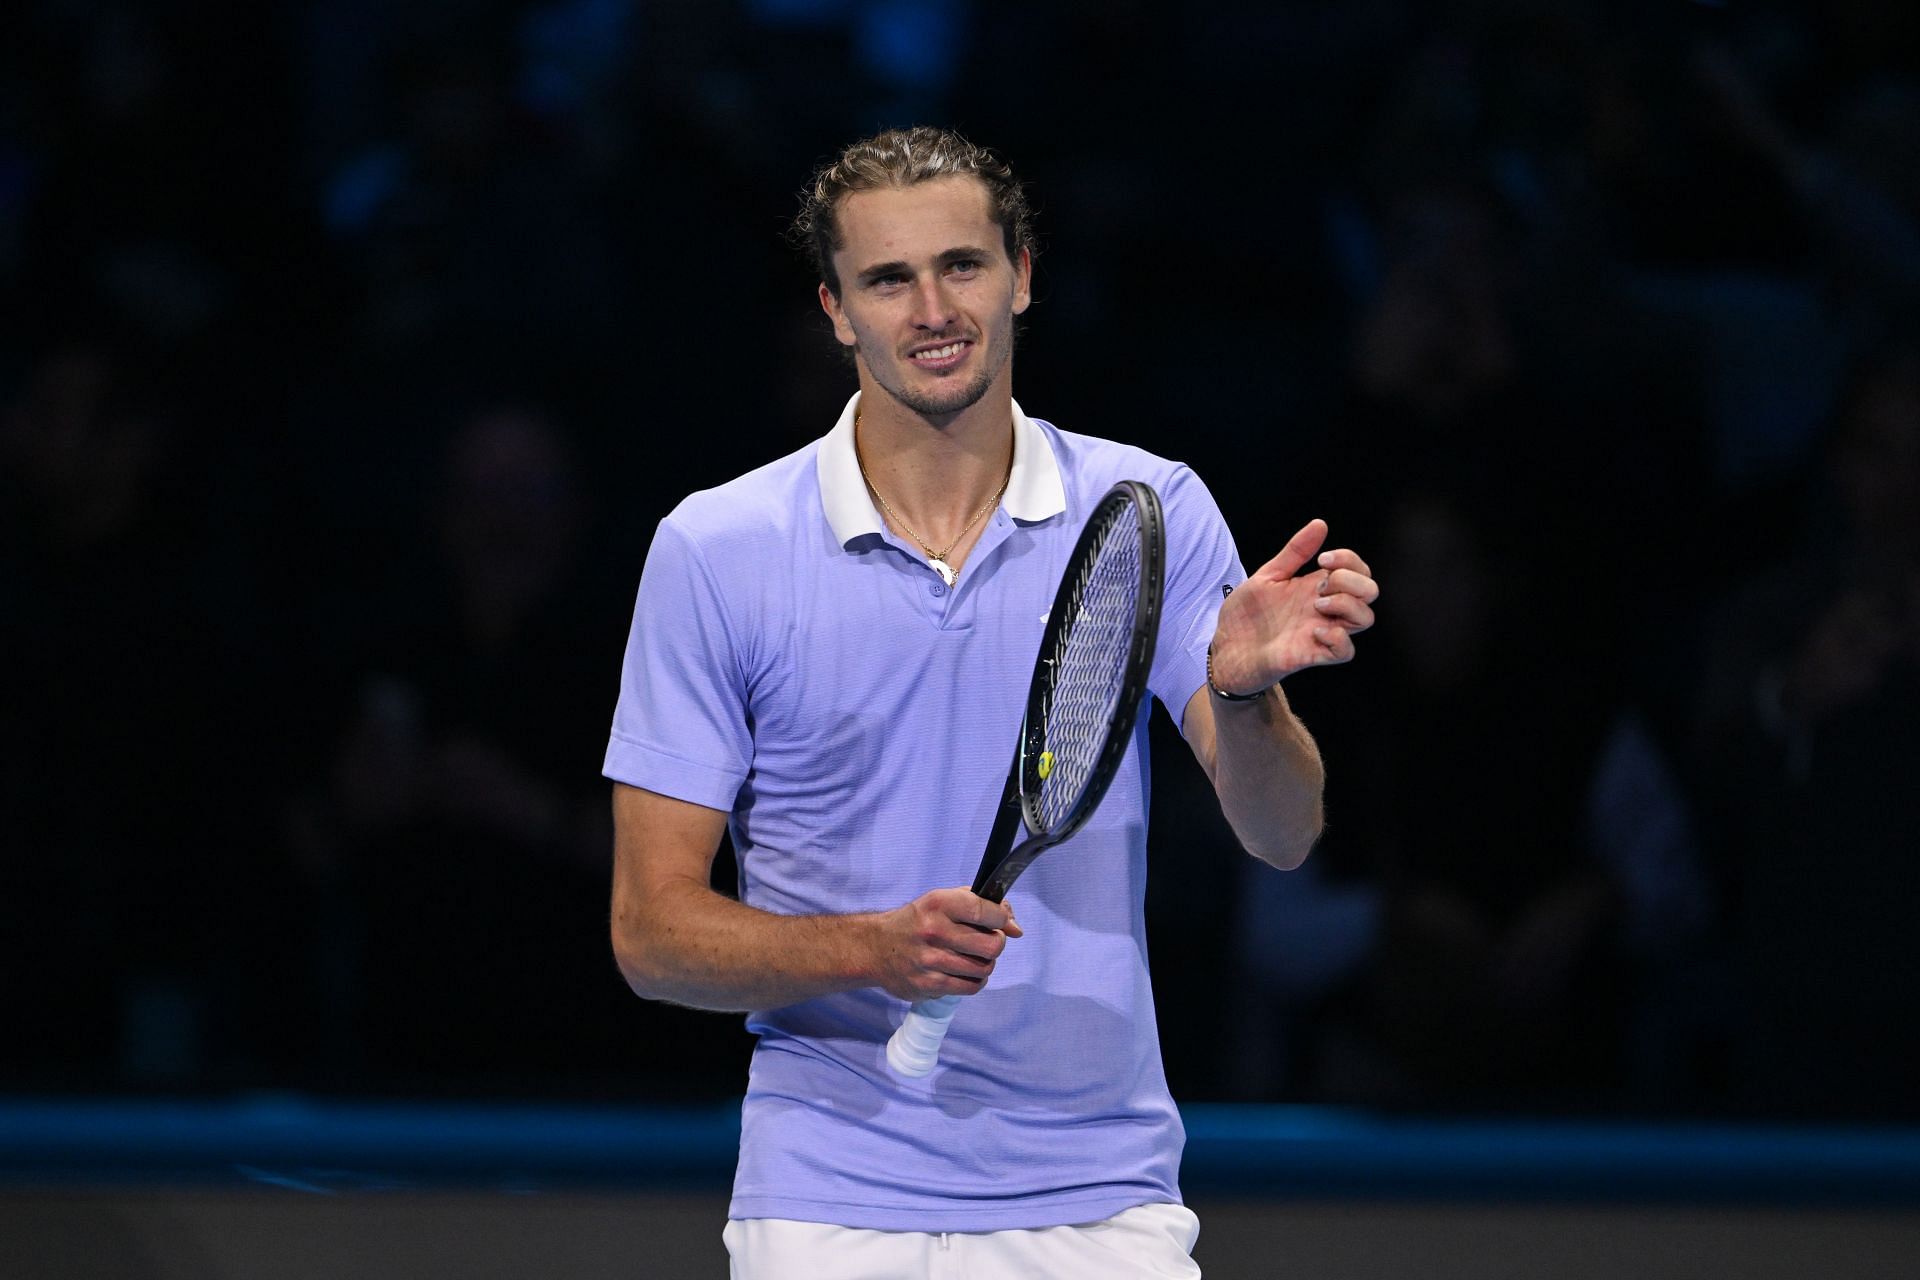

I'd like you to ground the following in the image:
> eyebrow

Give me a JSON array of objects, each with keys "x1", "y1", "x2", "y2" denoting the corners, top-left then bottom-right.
[{"x1": 854, "y1": 246, "x2": 997, "y2": 288}]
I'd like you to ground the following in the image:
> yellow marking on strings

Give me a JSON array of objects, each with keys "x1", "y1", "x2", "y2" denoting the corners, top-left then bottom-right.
[{"x1": 1037, "y1": 751, "x2": 1054, "y2": 780}]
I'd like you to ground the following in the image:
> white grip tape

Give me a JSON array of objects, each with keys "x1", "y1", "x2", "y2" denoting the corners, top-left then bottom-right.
[{"x1": 886, "y1": 994, "x2": 963, "y2": 1077}]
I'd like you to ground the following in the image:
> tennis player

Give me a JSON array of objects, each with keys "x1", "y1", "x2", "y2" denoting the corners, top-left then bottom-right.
[{"x1": 605, "y1": 127, "x2": 1378, "y2": 1278}]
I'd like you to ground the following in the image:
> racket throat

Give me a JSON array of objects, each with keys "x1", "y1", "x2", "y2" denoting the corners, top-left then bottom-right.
[
  {"x1": 970, "y1": 774, "x2": 1028, "y2": 901},
  {"x1": 977, "y1": 846, "x2": 1045, "y2": 903}
]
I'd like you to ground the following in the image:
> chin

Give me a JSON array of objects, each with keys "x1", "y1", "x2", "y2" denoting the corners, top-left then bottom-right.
[{"x1": 896, "y1": 373, "x2": 996, "y2": 418}]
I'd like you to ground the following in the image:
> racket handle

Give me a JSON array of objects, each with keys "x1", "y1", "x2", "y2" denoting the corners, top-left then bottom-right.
[{"x1": 886, "y1": 994, "x2": 963, "y2": 1077}]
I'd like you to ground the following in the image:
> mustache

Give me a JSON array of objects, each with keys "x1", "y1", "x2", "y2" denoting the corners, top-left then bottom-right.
[{"x1": 901, "y1": 330, "x2": 978, "y2": 352}]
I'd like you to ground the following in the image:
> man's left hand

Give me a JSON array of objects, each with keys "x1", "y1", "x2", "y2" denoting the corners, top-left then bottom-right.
[{"x1": 1209, "y1": 518, "x2": 1378, "y2": 694}]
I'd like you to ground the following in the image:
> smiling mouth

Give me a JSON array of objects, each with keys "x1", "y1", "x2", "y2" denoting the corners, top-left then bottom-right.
[{"x1": 910, "y1": 341, "x2": 970, "y2": 365}]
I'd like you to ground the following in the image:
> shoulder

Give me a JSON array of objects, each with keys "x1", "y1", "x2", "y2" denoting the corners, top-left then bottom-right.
[
  {"x1": 1033, "y1": 417, "x2": 1224, "y2": 520},
  {"x1": 658, "y1": 437, "x2": 824, "y2": 559}
]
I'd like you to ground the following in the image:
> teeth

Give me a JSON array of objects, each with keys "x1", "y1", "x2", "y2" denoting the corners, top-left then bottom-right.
[{"x1": 914, "y1": 343, "x2": 964, "y2": 360}]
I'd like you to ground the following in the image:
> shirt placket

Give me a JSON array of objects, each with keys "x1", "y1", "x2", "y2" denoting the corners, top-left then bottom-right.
[{"x1": 883, "y1": 509, "x2": 1018, "y2": 627}]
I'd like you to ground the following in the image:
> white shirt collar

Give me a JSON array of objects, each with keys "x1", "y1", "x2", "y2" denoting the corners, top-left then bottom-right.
[{"x1": 817, "y1": 391, "x2": 1067, "y2": 547}]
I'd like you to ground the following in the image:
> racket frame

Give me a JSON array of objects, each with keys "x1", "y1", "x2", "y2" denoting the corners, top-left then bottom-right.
[{"x1": 971, "y1": 479, "x2": 1165, "y2": 902}]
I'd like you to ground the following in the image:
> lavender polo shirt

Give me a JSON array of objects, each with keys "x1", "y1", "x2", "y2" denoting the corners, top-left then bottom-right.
[{"x1": 604, "y1": 393, "x2": 1245, "y2": 1232}]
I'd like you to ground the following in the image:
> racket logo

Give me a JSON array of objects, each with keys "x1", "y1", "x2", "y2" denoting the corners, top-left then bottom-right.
[{"x1": 1037, "y1": 751, "x2": 1054, "y2": 780}]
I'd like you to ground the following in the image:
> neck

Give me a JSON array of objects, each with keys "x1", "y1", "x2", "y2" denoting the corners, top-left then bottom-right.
[
  {"x1": 854, "y1": 400, "x2": 1013, "y2": 572},
  {"x1": 853, "y1": 388, "x2": 1014, "y2": 527}
]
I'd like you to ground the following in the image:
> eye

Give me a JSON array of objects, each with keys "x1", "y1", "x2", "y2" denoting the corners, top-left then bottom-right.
[{"x1": 948, "y1": 259, "x2": 980, "y2": 276}]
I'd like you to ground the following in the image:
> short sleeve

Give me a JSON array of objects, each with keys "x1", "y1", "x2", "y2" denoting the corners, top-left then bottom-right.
[
  {"x1": 602, "y1": 517, "x2": 754, "y2": 811},
  {"x1": 1148, "y1": 465, "x2": 1246, "y2": 729}
]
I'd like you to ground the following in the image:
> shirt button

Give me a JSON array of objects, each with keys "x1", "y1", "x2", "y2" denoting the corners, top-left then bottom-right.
[{"x1": 929, "y1": 582, "x2": 947, "y2": 597}]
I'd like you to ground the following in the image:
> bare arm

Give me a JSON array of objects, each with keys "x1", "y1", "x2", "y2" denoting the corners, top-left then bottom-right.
[
  {"x1": 609, "y1": 783, "x2": 1021, "y2": 1012},
  {"x1": 1182, "y1": 681, "x2": 1325, "y2": 870},
  {"x1": 1184, "y1": 518, "x2": 1378, "y2": 870}
]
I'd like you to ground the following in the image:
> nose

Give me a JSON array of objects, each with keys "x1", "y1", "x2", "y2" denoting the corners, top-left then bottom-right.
[{"x1": 912, "y1": 275, "x2": 957, "y2": 330}]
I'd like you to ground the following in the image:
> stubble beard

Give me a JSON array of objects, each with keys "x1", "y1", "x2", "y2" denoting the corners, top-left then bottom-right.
[{"x1": 865, "y1": 322, "x2": 1015, "y2": 421}]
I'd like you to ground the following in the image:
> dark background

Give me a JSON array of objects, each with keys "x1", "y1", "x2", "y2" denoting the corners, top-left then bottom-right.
[{"x1": 2, "y1": 0, "x2": 1916, "y2": 1124}]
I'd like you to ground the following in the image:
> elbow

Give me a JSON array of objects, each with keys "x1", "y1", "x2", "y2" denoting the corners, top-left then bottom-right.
[
  {"x1": 610, "y1": 858, "x2": 709, "y2": 1002},
  {"x1": 610, "y1": 924, "x2": 651, "y2": 999},
  {"x1": 1251, "y1": 833, "x2": 1317, "y2": 872},
  {"x1": 1245, "y1": 803, "x2": 1323, "y2": 872},
  {"x1": 610, "y1": 908, "x2": 674, "y2": 1002},
  {"x1": 1268, "y1": 833, "x2": 1318, "y2": 871}
]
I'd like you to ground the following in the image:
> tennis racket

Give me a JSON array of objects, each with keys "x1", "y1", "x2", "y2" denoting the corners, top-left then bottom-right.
[{"x1": 886, "y1": 480, "x2": 1166, "y2": 1078}]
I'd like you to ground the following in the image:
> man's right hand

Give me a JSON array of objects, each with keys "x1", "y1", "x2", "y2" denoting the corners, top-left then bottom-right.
[
  {"x1": 870, "y1": 888, "x2": 1022, "y2": 1002},
  {"x1": 615, "y1": 784, "x2": 1029, "y2": 1012}
]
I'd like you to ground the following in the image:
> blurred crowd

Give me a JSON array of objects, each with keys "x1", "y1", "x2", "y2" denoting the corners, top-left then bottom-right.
[{"x1": 2, "y1": 0, "x2": 1916, "y2": 1120}]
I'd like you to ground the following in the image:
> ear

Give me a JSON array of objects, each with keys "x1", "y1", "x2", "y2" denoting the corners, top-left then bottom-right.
[
  {"x1": 1012, "y1": 246, "x2": 1033, "y2": 316},
  {"x1": 819, "y1": 281, "x2": 857, "y2": 347}
]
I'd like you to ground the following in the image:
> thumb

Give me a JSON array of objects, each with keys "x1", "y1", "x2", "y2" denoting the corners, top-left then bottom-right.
[{"x1": 1252, "y1": 518, "x2": 1329, "y2": 582}]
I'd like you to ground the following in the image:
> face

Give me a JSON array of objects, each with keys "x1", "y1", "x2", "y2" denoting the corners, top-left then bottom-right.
[{"x1": 819, "y1": 175, "x2": 1032, "y2": 422}]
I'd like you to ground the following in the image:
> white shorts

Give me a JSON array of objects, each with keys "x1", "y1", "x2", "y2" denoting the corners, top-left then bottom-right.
[{"x1": 723, "y1": 1202, "x2": 1201, "y2": 1279}]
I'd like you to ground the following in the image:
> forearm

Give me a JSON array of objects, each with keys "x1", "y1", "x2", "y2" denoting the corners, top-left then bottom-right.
[
  {"x1": 1206, "y1": 684, "x2": 1325, "y2": 870},
  {"x1": 612, "y1": 877, "x2": 885, "y2": 1012},
  {"x1": 1192, "y1": 521, "x2": 1371, "y2": 866}
]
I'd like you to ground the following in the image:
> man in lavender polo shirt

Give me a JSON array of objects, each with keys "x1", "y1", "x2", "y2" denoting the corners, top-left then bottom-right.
[{"x1": 606, "y1": 128, "x2": 1380, "y2": 1278}]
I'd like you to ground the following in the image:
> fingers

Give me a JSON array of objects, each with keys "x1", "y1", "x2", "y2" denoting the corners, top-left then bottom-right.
[
  {"x1": 924, "y1": 886, "x2": 1017, "y2": 935},
  {"x1": 1312, "y1": 590, "x2": 1376, "y2": 631},
  {"x1": 1312, "y1": 551, "x2": 1378, "y2": 635},
  {"x1": 1311, "y1": 623, "x2": 1357, "y2": 664},
  {"x1": 1223, "y1": 526, "x2": 1381, "y2": 683},
  {"x1": 1316, "y1": 552, "x2": 1378, "y2": 599},
  {"x1": 902, "y1": 888, "x2": 1021, "y2": 996},
  {"x1": 944, "y1": 920, "x2": 1011, "y2": 964},
  {"x1": 1256, "y1": 525, "x2": 1377, "y2": 595}
]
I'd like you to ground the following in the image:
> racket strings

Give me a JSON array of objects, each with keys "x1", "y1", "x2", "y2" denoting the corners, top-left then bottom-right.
[{"x1": 1031, "y1": 505, "x2": 1144, "y2": 831}]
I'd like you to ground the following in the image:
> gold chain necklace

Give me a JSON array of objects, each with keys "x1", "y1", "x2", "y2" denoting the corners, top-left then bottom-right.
[{"x1": 854, "y1": 410, "x2": 1012, "y2": 587}]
